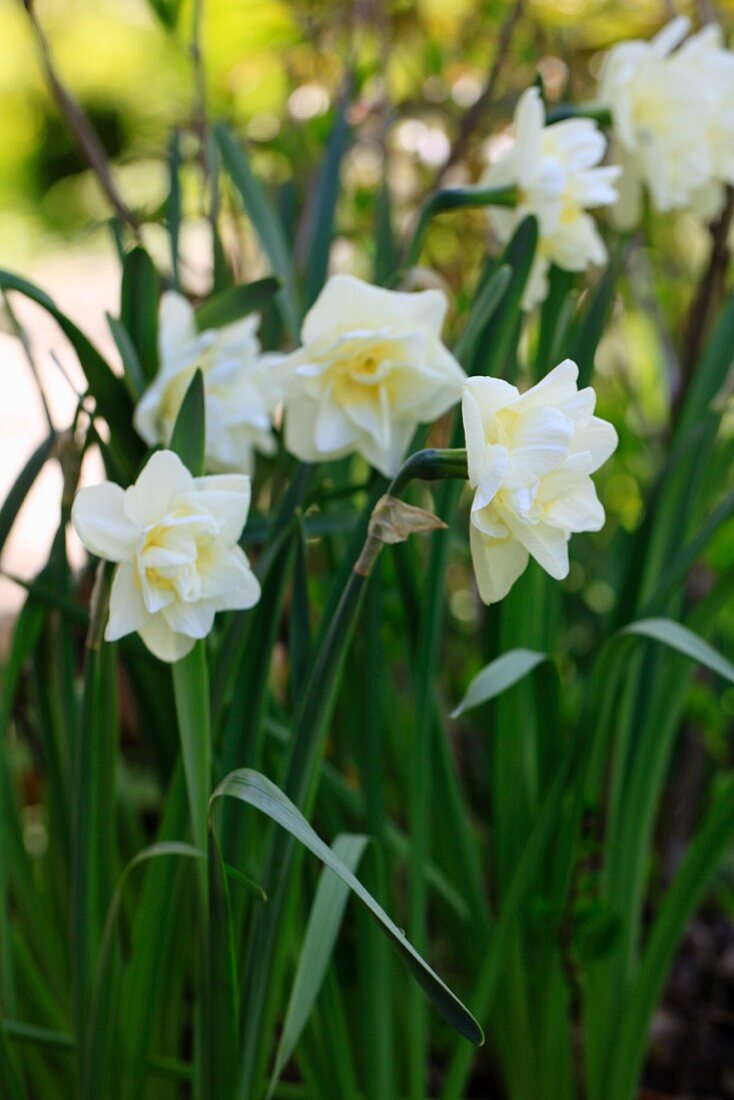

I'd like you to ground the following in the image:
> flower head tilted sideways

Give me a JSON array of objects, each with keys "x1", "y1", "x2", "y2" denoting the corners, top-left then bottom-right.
[
  {"x1": 598, "y1": 17, "x2": 734, "y2": 227},
  {"x1": 462, "y1": 360, "x2": 618, "y2": 604},
  {"x1": 276, "y1": 274, "x2": 466, "y2": 477},
  {"x1": 481, "y1": 87, "x2": 620, "y2": 309},
  {"x1": 134, "y1": 291, "x2": 280, "y2": 475},
  {"x1": 72, "y1": 450, "x2": 260, "y2": 662}
]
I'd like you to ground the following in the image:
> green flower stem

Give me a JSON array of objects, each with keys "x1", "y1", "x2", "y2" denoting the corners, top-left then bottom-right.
[
  {"x1": 405, "y1": 186, "x2": 518, "y2": 269},
  {"x1": 237, "y1": 447, "x2": 470, "y2": 1099},
  {"x1": 544, "y1": 103, "x2": 613, "y2": 127},
  {"x1": 408, "y1": 476, "x2": 462, "y2": 1100},
  {"x1": 172, "y1": 642, "x2": 211, "y2": 1092},
  {"x1": 387, "y1": 448, "x2": 468, "y2": 498}
]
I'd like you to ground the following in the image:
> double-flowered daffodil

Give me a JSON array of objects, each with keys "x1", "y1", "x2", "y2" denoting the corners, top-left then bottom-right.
[
  {"x1": 72, "y1": 450, "x2": 260, "y2": 662},
  {"x1": 481, "y1": 87, "x2": 620, "y2": 309},
  {"x1": 134, "y1": 291, "x2": 280, "y2": 475},
  {"x1": 277, "y1": 275, "x2": 465, "y2": 476},
  {"x1": 462, "y1": 359, "x2": 618, "y2": 604},
  {"x1": 598, "y1": 17, "x2": 734, "y2": 225}
]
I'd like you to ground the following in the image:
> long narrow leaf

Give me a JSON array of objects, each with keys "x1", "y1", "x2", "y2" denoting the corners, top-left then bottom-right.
[
  {"x1": 267, "y1": 834, "x2": 369, "y2": 1099},
  {"x1": 451, "y1": 649, "x2": 548, "y2": 718},
  {"x1": 215, "y1": 124, "x2": 300, "y2": 336},
  {"x1": 618, "y1": 618, "x2": 734, "y2": 685},
  {"x1": 211, "y1": 769, "x2": 484, "y2": 1046},
  {"x1": 0, "y1": 433, "x2": 56, "y2": 558}
]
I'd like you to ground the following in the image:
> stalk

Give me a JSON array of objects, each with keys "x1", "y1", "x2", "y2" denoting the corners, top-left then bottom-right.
[
  {"x1": 236, "y1": 448, "x2": 469, "y2": 1099},
  {"x1": 405, "y1": 187, "x2": 518, "y2": 269}
]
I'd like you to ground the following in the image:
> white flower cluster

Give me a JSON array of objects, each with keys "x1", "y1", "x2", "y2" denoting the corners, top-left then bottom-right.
[
  {"x1": 462, "y1": 361, "x2": 617, "y2": 603},
  {"x1": 598, "y1": 17, "x2": 734, "y2": 226},
  {"x1": 482, "y1": 88, "x2": 620, "y2": 309},
  {"x1": 72, "y1": 451, "x2": 260, "y2": 662}
]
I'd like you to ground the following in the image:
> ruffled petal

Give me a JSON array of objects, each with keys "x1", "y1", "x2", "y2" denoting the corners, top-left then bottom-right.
[
  {"x1": 469, "y1": 524, "x2": 529, "y2": 604},
  {"x1": 105, "y1": 563, "x2": 149, "y2": 640},
  {"x1": 123, "y1": 451, "x2": 194, "y2": 528},
  {"x1": 137, "y1": 615, "x2": 196, "y2": 663},
  {"x1": 72, "y1": 482, "x2": 139, "y2": 562}
]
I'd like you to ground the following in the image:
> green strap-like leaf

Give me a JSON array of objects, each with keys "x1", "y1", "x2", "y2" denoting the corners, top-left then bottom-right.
[
  {"x1": 0, "y1": 433, "x2": 55, "y2": 559},
  {"x1": 210, "y1": 769, "x2": 484, "y2": 1046},
  {"x1": 0, "y1": 1024, "x2": 24, "y2": 1100},
  {"x1": 120, "y1": 246, "x2": 159, "y2": 381},
  {"x1": 169, "y1": 369, "x2": 206, "y2": 478},
  {"x1": 267, "y1": 834, "x2": 369, "y2": 1099},
  {"x1": 195, "y1": 277, "x2": 281, "y2": 331},
  {"x1": 451, "y1": 649, "x2": 549, "y2": 718},
  {"x1": 569, "y1": 243, "x2": 624, "y2": 388},
  {"x1": 454, "y1": 264, "x2": 512, "y2": 367},
  {"x1": 606, "y1": 774, "x2": 734, "y2": 1100},
  {"x1": 83, "y1": 842, "x2": 204, "y2": 1098},
  {"x1": 618, "y1": 618, "x2": 734, "y2": 685},
  {"x1": 208, "y1": 831, "x2": 239, "y2": 1099},
  {"x1": 106, "y1": 313, "x2": 147, "y2": 402},
  {"x1": 472, "y1": 216, "x2": 538, "y2": 381},
  {"x1": 304, "y1": 90, "x2": 352, "y2": 308},
  {"x1": 215, "y1": 124, "x2": 300, "y2": 336}
]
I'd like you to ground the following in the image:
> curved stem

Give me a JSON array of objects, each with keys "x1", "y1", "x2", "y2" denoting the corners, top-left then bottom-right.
[{"x1": 405, "y1": 187, "x2": 518, "y2": 269}]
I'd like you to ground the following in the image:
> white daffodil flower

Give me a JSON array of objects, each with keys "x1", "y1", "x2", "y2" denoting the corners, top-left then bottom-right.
[
  {"x1": 598, "y1": 17, "x2": 734, "y2": 227},
  {"x1": 481, "y1": 87, "x2": 620, "y2": 309},
  {"x1": 134, "y1": 292, "x2": 280, "y2": 475},
  {"x1": 277, "y1": 274, "x2": 465, "y2": 477},
  {"x1": 462, "y1": 360, "x2": 618, "y2": 604},
  {"x1": 72, "y1": 450, "x2": 260, "y2": 662}
]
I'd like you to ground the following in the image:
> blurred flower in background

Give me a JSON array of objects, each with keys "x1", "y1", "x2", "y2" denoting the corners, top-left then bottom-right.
[
  {"x1": 599, "y1": 16, "x2": 734, "y2": 226},
  {"x1": 481, "y1": 87, "x2": 620, "y2": 309}
]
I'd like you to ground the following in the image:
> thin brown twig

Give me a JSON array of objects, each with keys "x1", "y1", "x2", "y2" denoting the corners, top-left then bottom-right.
[
  {"x1": 2, "y1": 290, "x2": 54, "y2": 432},
  {"x1": 676, "y1": 186, "x2": 734, "y2": 421},
  {"x1": 434, "y1": 0, "x2": 524, "y2": 186},
  {"x1": 22, "y1": 0, "x2": 140, "y2": 234},
  {"x1": 190, "y1": 0, "x2": 217, "y2": 241}
]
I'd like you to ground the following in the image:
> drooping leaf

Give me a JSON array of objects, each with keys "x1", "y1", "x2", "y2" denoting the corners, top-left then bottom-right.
[
  {"x1": 618, "y1": 618, "x2": 734, "y2": 685},
  {"x1": 210, "y1": 769, "x2": 484, "y2": 1046}
]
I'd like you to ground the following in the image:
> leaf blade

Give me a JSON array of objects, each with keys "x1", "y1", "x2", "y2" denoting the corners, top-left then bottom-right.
[
  {"x1": 451, "y1": 649, "x2": 549, "y2": 718},
  {"x1": 211, "y1": 769, "x2": 484, "y2": 1047}
]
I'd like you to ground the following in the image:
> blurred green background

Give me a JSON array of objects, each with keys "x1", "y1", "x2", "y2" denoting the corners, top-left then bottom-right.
[{"x1": 3, "y1": 0, "x2": 728, "y2": 263}]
